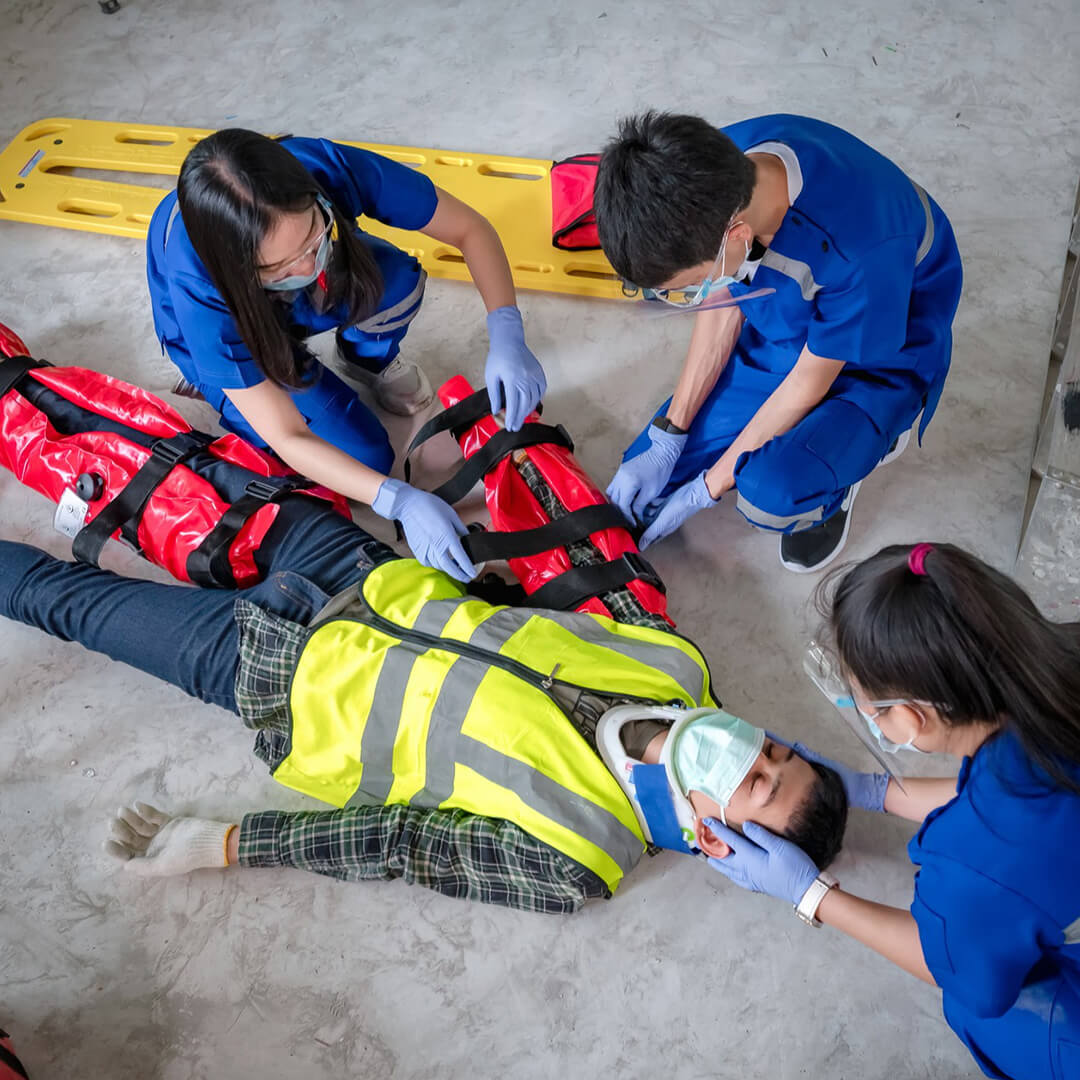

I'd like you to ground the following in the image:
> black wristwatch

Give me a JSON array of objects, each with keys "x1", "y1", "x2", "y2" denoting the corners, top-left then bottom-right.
[{"x1": 651, "y1": 415, "x2": 688, "y2": 436}]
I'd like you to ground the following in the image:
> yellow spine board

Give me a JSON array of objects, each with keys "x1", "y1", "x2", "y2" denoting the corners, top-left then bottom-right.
[{"x1": 0, "y1": 117, "x2": 626, "y2": 301}]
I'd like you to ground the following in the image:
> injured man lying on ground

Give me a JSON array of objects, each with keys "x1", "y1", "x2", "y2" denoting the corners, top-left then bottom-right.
[{"x1": 0, "y1": 380, "x2": 847, "y2": 915}]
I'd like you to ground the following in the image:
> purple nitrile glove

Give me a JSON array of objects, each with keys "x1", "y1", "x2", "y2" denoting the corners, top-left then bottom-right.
[
  {"x1": 767, "y1": 730, "x2": 889, "y2": 813},
  {"x1": 372, "y1": 479, "x2": 478, "y2": 583},
  {"x1": 607, "y1": 425, "x2": 689, "y2": 524},
  {"x1": 704, "y1": 819, "x2": 818, "y2": 905},
  {"x1": 484, "y1": 305, "x2": 547, "y2": 432},
  {"x1": 638, "y1": 471, "x2": 716, "y2": 549}
]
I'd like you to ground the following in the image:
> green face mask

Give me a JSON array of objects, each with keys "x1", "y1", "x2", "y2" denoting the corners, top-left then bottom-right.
[{"x1": 672, "y1": 710, "x2": 764, "y2": 824}]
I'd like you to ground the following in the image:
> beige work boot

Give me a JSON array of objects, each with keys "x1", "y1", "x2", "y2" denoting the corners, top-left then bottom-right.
[{"x1": 356, "y1": 357, "x2": 434, "y2": 416}]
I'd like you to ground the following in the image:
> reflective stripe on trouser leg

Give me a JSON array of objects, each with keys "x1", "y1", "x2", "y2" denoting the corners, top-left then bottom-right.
[
  {"x1": 733, "y1": 398, "x2": 891, "y2": 534},
  {"x1": 352, "y1": 270, "x2": 428, "y2": 335}
]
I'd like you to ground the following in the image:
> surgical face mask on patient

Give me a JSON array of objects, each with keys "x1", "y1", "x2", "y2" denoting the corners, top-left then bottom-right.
[{"x1": 672, "y1": 710, "x2": 765, "y2": 825}]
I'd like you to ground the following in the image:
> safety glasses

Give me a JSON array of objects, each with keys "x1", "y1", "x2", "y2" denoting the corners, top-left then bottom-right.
[{"x1": 259, "y1": 195, "x2": 335, "y2": 288}]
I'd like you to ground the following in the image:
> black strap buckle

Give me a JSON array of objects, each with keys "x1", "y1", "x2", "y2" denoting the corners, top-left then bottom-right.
[
  {"x1": 620, "y1": 551, "x2": 662, "y2": 590},
  {"x1": 150, "y1": 431, "x2": 211, "y2": 466},
  {"x1": 244, "y1": 476, "x2": 303, "y2": 503}
]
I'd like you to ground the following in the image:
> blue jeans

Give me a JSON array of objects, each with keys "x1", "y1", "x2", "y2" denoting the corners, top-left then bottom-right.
[{"x1": 0, "y1": 499, "x2": 385, "y2": 711}]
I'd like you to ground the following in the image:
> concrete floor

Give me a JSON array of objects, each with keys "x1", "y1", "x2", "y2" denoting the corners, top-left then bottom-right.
[{"x1": 1, "y1": 1, "x2": 1078, "y2": 1077}]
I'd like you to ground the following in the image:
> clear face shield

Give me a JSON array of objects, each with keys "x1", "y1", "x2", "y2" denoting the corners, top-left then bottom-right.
[{"x1": 802, "y1": 641, "x2": 910, "y2": 789}]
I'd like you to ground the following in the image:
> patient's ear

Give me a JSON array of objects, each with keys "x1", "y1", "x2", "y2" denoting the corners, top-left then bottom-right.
[{"x1": 694, "y1": 816, "x2": 731, "y2": 859}]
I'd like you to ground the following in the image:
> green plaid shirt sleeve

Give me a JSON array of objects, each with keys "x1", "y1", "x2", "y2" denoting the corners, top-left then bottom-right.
[{"x1": 238, "y1": 804, "x2": 610, "y2": 915}]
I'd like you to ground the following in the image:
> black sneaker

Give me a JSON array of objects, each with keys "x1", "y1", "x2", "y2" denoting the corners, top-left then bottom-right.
[{"x1": 779, "y1": 482, "x2": 861, "y2": 573}]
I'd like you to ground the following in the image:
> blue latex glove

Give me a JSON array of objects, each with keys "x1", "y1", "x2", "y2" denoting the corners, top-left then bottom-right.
[
  {"x1": 639, "y1": 471, "x2": 716, "y2": 549},
  {"x1": 767, "y1": 731, "x2": 889, "y2": 813},
  {"x1": 607, "y1": 425, "x2": 689, "y2": 523},
  {"x1": 704, "y1": 819, "x2": 819, "y2": 905},
  {"x1": 372, "y1": 479, "x2": 479, "y2": 582},
  {"x1": 485, "y1": 305, "x2": 547, "y2": 432}
]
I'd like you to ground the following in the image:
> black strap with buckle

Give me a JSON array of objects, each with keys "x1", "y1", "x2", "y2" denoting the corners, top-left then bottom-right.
[
  {"x1": 71, "y1": 430, "x2": 215, "y2": 567},
  {"x1": 186, "y1": 474, "x2": 315, "y2": 588},
  {"x1": 460, "y1": 503, "x2": 630, "y2": 564},
  {"x1": 525, "y1": 551, "x2": 666, "y2": 612}
]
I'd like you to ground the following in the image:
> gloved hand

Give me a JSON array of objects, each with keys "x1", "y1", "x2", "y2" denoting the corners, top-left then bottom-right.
[
  {"x1": 704, "y1": 819, "x2": 819, "y2": 905},
  {"x1": 607, "y1": 425, "x2": 689, "y2": 523},
  {"x1": 639, "y1": 471, "x2": 717, "y2": 549},
  {"x1": 767, "y1": 731, "x2": 890, "y2": 813},
  {"x1": 372, "y1": 478, "x2": 479, "y2": 582},
  {"x1": 104, "y1": 803, "x2": 232, "y2": 876},
  {"x1": 485, "y1": 305, "x2": 547, "y2": 432}
]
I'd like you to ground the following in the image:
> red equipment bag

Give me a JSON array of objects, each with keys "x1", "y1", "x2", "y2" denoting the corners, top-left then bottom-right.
[
  {"x1": 405, "y1": 376, "x2": 670, "y2": 624},
  {"x1": 550, "y1": 153, "x2": 602, "y2": 251},
  {"x1": 0, "y1": 324, "x2": 349, "y2": 588}
]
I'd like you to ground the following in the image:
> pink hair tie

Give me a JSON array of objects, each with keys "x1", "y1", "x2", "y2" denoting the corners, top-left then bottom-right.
[{"x1": 908, "y1": 543, "x2": 933, "y2": 576}]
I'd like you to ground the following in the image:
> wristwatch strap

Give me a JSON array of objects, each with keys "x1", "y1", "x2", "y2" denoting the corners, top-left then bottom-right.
[
  {"x1": 795, "y1": 871, "x2": 838, "y2": 927},
  {"x1": 651, "y1": 415, "x2": 688, "y2": 436}
]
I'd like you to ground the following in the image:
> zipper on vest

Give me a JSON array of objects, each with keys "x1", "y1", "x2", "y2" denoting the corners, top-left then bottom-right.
[{"x1": 354, "y1": 604, "x2": 674, "y2": 707}]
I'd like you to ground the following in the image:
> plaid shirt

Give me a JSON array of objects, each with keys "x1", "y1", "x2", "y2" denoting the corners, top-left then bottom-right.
[{"x1": 234, "y1": 460, "x2": 668, "y2": 913}]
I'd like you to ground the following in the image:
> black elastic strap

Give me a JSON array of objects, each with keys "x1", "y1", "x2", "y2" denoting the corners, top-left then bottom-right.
[
  {"x1": 429, "y1": 424, "x2": 574, "y2": 506},
  {"x1": 186, "y1": 475, "x2": 313, "y2": 588},
  {"x1": 71, "y1": 430, "x2": 214, "y2": 567},
  {"x1": 0, "y1": 355, "x2": 49, "y2": 398},
  {"x1": 460, "y1": 503, "x2": 629, "y2": 564},
  {"x1": 402, "y1": 388, "x2": 543, "y2": 483},
  {"x1": 526, "y1": 552, "x2": 666, "y2": 611}
]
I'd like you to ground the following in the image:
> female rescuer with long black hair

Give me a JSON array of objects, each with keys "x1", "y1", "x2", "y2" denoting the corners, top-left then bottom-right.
[
  {"x1": 146, "y1": 129, "x2": 547, "y2": 581},
  {"x1": 702, "y1": 543, "x2": 1080, "y2": 1080}
]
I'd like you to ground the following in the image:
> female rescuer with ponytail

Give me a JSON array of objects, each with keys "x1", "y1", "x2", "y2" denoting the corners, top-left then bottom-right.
[
  {"x1": 146, "y1": 129, "x2": 547, "y2": 582},
  {"x1": 702, "y1": 542, "x2": 1080, "y2": 1080}
]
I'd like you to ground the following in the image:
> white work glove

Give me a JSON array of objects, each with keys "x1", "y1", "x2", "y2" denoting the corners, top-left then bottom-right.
[{"x1": 104, "y1": 802, "x2": 232, "y2": 876}]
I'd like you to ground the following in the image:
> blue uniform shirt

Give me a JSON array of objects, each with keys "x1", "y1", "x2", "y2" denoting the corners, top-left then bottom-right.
[
  {"x1": 721, "y1": 115, "x2": 962, "y2": 437},
  {"x1": 145, "y1": 137, "x2": 438, "y2": 412},
  {"x1": 908, "y1": 731, "x2": 1080, "y2": 1078}
]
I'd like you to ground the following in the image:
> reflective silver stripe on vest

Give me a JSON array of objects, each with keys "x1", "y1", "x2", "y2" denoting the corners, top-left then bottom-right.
[
  {"x1": 430, "y1": 604, "x2": 706, "y2": 702},
  {"x1": 736, "y1": 491, "x2": 824, "y2": 532},
  {"x1": 459, "y1": 737, "x2": 644, "y2": 876},
  {"x1": 352, "y1": 270, "x2": 428, "y2": 334},
  {"x1": 911, "y1": 181, "x2": 935, "y2": 267},
  {"x1": 409, "y1": 607, "x2": 529, "y2": 806},
  {"x1": 1064, "y1": 915, "x2": 1080, "y2": 945},
  {"x1": 348, "y1": 601, "x2": 465, "y2": 806},
  {"x1": 760, "y1": 249, "x2": 822, "y2": 301}
]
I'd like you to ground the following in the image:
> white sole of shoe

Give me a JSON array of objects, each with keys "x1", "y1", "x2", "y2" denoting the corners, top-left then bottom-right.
[
  {"x1": 778, "y1": 480, "x2": 861, "y2": 574},
  {"x1": 879, "y1": 426, "x2": 912, "y2": 467}
]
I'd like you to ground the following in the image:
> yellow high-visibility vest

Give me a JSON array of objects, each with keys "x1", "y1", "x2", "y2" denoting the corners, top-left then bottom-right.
[{"x1": 281, "y1": 559, "x2": 715, "y2": 892}]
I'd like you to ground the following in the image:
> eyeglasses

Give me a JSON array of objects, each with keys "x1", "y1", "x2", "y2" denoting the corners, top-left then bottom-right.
[
  {"x1": 259, "y1": 196, "x2": 334, "y2": 287},
  {"x1": 622, "y1": 219, "x2": 740, "y2": 308}
]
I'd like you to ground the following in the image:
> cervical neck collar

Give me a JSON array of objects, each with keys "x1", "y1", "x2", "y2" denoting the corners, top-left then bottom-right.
[{"x1": 597, "y1": 704, "x2": 717, "y2": 856}]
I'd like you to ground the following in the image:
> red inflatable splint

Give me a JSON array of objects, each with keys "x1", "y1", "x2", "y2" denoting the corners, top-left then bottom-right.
[
  {"x1": 0, "y1": 323, "x2": 349, "y2": 588},
  {"x1": 408, "y1": 375, "x2": 670, "y2": 624}
]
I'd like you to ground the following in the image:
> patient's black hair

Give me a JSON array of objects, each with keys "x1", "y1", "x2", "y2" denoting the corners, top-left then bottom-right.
[
  {"x1": 781, "y1": 761, "x2": 848, "y2": 870},
  {"x1": 594, "y1": 110, "x2": 756, "y2": 288}
]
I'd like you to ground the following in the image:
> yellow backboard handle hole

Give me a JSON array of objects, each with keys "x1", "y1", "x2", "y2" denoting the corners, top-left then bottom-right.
[
  {"x1": 58, "y1": 199, "x2": 120, "y2": 218},
  {"x1": 564, "y1": 264, "x2": 620, "y2": 282},
  {"x1": 434, "y1": 156, "x2": 474, "y2": 168},
  {"x1": 477, "y1": 162, "x2": 545, "y2": 181},
  {"x1": 514, "y1": 262, "x2": 554, "y2": 274},
  {"x1": 115, "y1": 131, "x2": 177, "y2": 146}
]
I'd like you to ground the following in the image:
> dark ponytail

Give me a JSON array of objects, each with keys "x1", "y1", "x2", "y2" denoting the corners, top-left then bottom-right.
[
  {"x1": 177, "y1": 129, "x2": 382, "y2": 387},
  {"x1": 816, "y1": 543, "x2": 1080, "y2": 793}
]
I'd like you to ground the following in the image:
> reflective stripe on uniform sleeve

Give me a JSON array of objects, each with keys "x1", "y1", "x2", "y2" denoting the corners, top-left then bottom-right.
[
  {"x1": 910, "y1": 181, "x2": 935, "y2": 267},
  {"x1": 759, "y1": 250, "x2": 823, "y2": 301}
]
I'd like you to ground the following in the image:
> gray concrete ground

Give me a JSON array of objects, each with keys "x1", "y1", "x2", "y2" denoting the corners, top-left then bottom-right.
[{"x1": 1, "y1": 1, "x2": 1078, "y2": 1077}]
